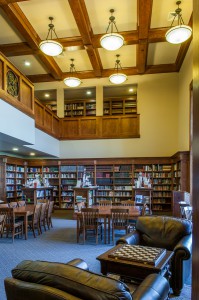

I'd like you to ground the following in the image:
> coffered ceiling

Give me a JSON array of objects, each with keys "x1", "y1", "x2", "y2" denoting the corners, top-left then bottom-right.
[{"x1": 0, "y1": 0, "x2": 193, "y2": 85}]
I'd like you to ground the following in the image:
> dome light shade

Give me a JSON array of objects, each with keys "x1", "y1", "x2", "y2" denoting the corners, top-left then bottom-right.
[
  {"x1": 109, "y1": 73, "x2": 127, "y2": 84},
  {"x1": 109, "y1": 54, "x2": 127, "y2": 85},
  {"x1": 165, "y1": 1, "x2": 192, "y2": 44},
  {"x1": 63, "y1": 59, "x2": 82, "y2": 88},
  {"x1": 100, "y1": 9, "x2": 124, "y2": 51},
  {"x1": 39, "y1": 40, "x2": 63, "y2": 56},
  {"x1": 63, "y1": 77, "x2": 81, "y2": 88},
  {"x1": 100, "y1": 33, "x2": 124, "y2": 51},
  {"x1": 165, "y1": 25, "x2": 192, "y2": 44},
  {"x1": 39, "y1": 16, "x2": 63, "y2": 57}
]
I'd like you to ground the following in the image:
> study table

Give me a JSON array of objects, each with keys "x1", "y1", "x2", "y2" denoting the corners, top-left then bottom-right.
[
  {"x1": 76, "y1": 205, "x2": 141, "y2": 244},
  {"x1": 14, "y1": 205, "x2": 34, "y2": 240}
]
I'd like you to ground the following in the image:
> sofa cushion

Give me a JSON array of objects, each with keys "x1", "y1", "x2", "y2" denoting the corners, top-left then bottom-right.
[
  {"x1": 136, "y1": 216, "x2": 192, "y2": 250},
  {"x1": 12, "y1": 260, "x2": 132, "y2": 300}
]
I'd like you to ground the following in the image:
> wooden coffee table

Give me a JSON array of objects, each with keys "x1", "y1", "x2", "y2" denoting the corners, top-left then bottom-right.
[{"x1": 96, "y1": 244, "x2": 173, "y2": 282}]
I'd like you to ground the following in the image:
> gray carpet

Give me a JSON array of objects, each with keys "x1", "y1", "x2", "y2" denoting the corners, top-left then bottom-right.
[{"x1": 0, "y1": 210, "x2": 191, "y2": 300}]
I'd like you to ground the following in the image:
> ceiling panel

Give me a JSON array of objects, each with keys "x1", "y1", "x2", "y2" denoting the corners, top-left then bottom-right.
[
  {"x1": 54, "y1": 49, "x2": 93, "y2": 72},
  {"x1": 85, "y1": 0, "x2": 137, "y2": 34},
  {"x1": 18, "y1": 0, "x2": 80, "y2": 38},
  {"x1": 99, "y1": 44, "x2": 136, "y2": 69},
  {"x1": 148, "y1": 42, "x2": 180, "y2": 65},
  {"x1": 9, "y1": 54, "x2": 48, "y2": 75},
  {"x1": 151, "y1": 0, "x2": 193, "y2": 28}
]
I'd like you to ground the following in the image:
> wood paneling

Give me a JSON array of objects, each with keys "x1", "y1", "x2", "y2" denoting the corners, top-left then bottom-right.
[
  {"x1": 0, "y1": 51, "x2": 34, "y2": 118},
  {"x1": 45, "y1": 110, "x2": 53, "y2": 131},
  {"x1": 192, "y1": 1, "x2": 199, "y2": 299},
  {"x1": 20, "y1": 79, "x2": 33, "y2": 111},
  {"x1": 60, "y1": 115, "x2": 140, "y2": 140}
]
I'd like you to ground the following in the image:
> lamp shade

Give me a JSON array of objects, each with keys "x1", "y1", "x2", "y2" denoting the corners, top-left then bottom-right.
[
  {"x1": 39, "y1": 40, "x2": 63, "y2": 56},
  {"x1": 165, "y1": 25, "x2": 192, "y2": 44},
  {"x1": 109, "y1": 73, "x2": 127, "y2": 84},
  {"x1": 100, "y1": 33, "x2": 124, "y2": 51},
  {"x1": 64, "y1": 77, "x2": 81, "y2": 88}
]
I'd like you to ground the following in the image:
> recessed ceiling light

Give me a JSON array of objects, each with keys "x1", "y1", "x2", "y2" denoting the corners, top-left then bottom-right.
[
  {"x1": 30, "y1": 152, "x2": 35, "y2": 156},
  {"x1": 86, "y1": 91, "x2": 91, "y2": 95},
  {"x1": 129, "y1": 88, "x2": 134, "y2": 92},
  {"x1": 24, "y1": 61, "x2": 31, "y2": 66},
  {"x1": 12, "y1": 147, "x2": 19, "y2": 151},
  {"x1": 45, "y1": 93, "x2": 50, "y2": 98}
]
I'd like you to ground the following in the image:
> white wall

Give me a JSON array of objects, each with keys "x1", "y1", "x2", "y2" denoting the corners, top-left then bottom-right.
[
  {"x1": 0, "y1": 100, "x2": 35, "y2": 144},
  {"x1": 25, "y1": 128, "x2": 60, "y2": 157}
]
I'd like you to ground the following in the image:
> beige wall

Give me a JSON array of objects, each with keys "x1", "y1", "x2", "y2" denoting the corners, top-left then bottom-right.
[
  {"x1": 59, "y1": 72, "x2": 179, "y2": 158},
  {"x1": 178, "y1": 43, "x2": 193, "y2": 151}
]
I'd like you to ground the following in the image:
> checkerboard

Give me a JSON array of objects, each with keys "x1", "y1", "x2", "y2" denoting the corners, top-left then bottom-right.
[{"x1": 108, "y1": 244, "x2": 166, "y2": 266}]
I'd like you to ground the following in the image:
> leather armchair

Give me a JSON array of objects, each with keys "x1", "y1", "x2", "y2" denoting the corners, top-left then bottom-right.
[
  {"x1": 4, "y1": 258, "x2": 170, "y2": 300},
  {"x1": 116, "y1": 216, "x2": 192, "y2": 296}
]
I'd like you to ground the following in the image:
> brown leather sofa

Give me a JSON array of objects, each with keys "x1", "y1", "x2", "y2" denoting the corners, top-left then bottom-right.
[
  {"x1": 116, "y1": 216, "x2": 192, "y2": 296},
  {"x1": 4, "y1": 258, "x2": 170, "y2": 300}
]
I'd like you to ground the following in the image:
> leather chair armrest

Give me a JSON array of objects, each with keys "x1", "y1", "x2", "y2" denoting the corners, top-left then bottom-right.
[
  {"x1": 66, "y1": 258, "x2": 89, "y2": 270},
  {"x1": 116, "y1": 230, "x2": 140, "y2": 245},
  {"x1": 132, "y1": 274, "x2": 170, "y2": 300},
  {"x1": 174, "y1": 234, "x2": 192, "y2": 260}
]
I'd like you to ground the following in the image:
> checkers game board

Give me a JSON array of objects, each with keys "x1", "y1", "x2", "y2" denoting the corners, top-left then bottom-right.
[{"x1": 108, "y1": 244, "x2": 166, "y2": 266}]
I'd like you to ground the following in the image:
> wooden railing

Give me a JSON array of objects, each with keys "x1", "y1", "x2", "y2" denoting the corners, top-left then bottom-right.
[
  {"x1": 0, "y1": 52, "x2": 34, "y2": 118},
  {"x1": 0, "y1": 50, "x2": 140, "y2": 140}
]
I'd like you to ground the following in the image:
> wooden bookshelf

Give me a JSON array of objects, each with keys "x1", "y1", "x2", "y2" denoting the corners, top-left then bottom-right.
[
  {"x1": 64, "y1": 99, "x2": 96, "y2": 117},
  {"x1": 103, "y1": 97, "x2": 137, "y2": 116}
]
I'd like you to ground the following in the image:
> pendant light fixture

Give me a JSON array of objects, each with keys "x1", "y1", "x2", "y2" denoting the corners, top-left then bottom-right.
[
  {"x1": 165, "y1": 1, "x2": 192, "y2": 44},
  {"x1": 109, "y1": 54, "x2": 127, "y2": 85},
  {"x1": 63, "y1": 59, "x2": 82, "y2": 88},
  {"x1": 100, "y1": 9, "x2": 124, "y2": 51},
  {"x1": 39, "y1": 17, "x2": 63, "y2": 56}
]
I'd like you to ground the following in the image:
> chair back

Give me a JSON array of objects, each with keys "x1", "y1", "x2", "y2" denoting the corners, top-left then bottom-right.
[
  {"x1": 33, "y1": 204, "x2": 42, "y2": 224},
  {"x1": 47, "y1": 201, "x2": 54, "y2": 218},
  {"x1": 40, "y1": 203, "x2": 47, "y2": 222},
  {"x1": 0, "y1": 207, "x2": 14, "y2": 227},
  {"x1": 8, "y1": 202, "x2": 18, "y2": 208},
  {"x1": 111, "y1": 208, "x2": 129, "y2": 229},
  {"x1": 17, "y1": 200, "x2": 26, "y2": 207},
  {"x1": 121, "y1": 200, "x2": 135, "y2": 206},
  {"x1": 0, "y1": 203, "x2": 9, "y2": 207},
  {"x1": 98, "y1": 200, "x2": 112, "y2": 206},
  {"x1": 81, "y1": 208, "x2": 99, "y2": 227}
]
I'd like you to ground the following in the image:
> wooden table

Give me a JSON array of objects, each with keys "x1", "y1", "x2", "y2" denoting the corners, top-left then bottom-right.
[
  {"x1": 14, "y1": 205, "x2": 34, "y2": 239},
  {"x1": 76, "y1": 205, "x2": 141, "y2": 244},
  {"x1": 96, "y1": 244, "x2": 173, "y2": 282}
]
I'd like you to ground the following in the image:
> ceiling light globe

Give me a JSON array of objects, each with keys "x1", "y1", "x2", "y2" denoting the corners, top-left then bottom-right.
[
  {"x1": 165, "y1": 25, "x2": 192, "y2": 44},
  {"x1": 64, "y1": 77, "x2": 81, "y2": 88},
  {"x1": 100, "y1": 33, "x2": 124, "y2": 51},
  {"x1": 109, "y1": 73, "x2": 127, "y2": 84},
  {"x1": 39, "y1": 40, "x2": 63, "y2": 56}
]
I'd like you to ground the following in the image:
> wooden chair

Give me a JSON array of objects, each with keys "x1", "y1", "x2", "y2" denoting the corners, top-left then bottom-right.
[
  {"x1": 80, "y1": 208, "x2": 102, "y2": 244},
  {"x1": 39, "y1": 202, "x2": 48, "y2": 233},
  {"x1": 111, "y1": 208, "x2": 130, "y2": 244},
  {"x1": 121, "y1": 200, "x2": 135, "y2": 206},
  {"x1": 98, "y1": 200, "x2": 112, "y2": 206},
  {"x1": 121, "y1": 200, "x2": 136, "y2": 230},
  {"x1": 8, "y1": 202, "x2": 18, "y2": 208},
  {"x1": 46, "y1": 201, "x2": 54, "y2": 229},
  {"x1": 0, "y1": 207, "x2": 23, "y2": 242},
  {"x1": 28, "y1": 204, "x2": 42, "y2": 238},
  {"x1": 17, "y1": 200, "x2": 26, "y2": 207}
]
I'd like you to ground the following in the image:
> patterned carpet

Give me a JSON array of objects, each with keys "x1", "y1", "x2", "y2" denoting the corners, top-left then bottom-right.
[{"x1": 0, "y1": 210, "x2": 191, "y2": 300}]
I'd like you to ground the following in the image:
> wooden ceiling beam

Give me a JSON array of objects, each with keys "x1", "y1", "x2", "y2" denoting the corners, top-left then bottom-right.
[
  {"x1": 136, "y1": 0, "x2": 153, "y2": 74},
  {"x1": 1, "y1": 3, "x2": 63, "y2": 80},
  {"x1": 68, "y1": 0, "x2": 102, "y2": 77},
  {"x1": 0, "y1": 0, "x2": 29, "y2": 4}
]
